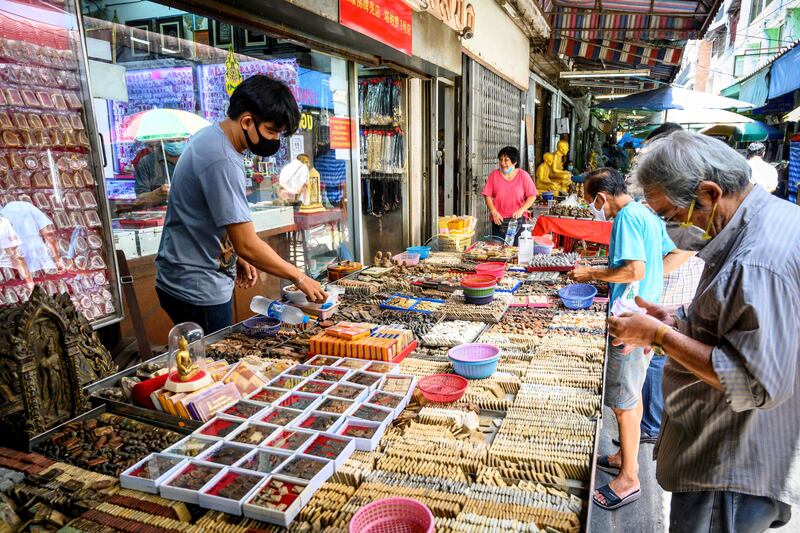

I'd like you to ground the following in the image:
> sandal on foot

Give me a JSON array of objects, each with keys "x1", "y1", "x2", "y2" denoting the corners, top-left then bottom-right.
[
  {"x1": 596, "y1": 455, "x2": 621, "y2": 474},
  {"x1": 593, "y1": 484, "x2": 641, "y2": 510}
]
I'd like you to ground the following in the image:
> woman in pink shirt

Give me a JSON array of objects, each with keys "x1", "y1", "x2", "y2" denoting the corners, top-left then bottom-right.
[{"x1": 482, "y1": 146, "x2": 538, "y2": 242}]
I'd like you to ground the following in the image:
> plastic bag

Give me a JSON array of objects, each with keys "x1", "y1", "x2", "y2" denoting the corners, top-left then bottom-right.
[{"x1": 611, "y1": 282, "x2": 646, "y2": 316}]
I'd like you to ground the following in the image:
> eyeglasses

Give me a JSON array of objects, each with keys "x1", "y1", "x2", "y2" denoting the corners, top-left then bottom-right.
[{"x1": 647, "y1": 205, "x2": 681, "y2": 224}]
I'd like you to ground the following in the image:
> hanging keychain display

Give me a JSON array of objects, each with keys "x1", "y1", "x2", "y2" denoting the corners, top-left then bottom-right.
[{"x1": 359, "y1": 76, "x2": 405, "y2": 217}]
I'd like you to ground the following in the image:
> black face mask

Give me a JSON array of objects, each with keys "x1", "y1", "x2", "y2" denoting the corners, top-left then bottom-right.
[{"x1": 243, "y1": 119, "x2": 281, "y2": 157}]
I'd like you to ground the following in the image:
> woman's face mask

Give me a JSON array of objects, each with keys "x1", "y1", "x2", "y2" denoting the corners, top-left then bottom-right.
[{"x1": 588, "y1": 193, "x2": 607, "y2": 221}]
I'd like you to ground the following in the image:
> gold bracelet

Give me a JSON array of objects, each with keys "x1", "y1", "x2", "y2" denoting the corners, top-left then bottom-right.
[{"x1": 653, "y1": 324, "x2": 672, "y2": 350}]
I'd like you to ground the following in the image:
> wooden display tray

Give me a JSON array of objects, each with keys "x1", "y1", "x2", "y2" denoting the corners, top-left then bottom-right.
[{"x1": 308, "y1": 340, "x2": 417, "y2": 365}]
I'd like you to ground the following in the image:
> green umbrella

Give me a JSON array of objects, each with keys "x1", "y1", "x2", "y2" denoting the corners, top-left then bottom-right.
[
  {"x1": 122, "y1": 109, "x2": 211, "y2": 184},
  {"x1": 699, "y1": 121, "x2": 783, "y2": 143}
]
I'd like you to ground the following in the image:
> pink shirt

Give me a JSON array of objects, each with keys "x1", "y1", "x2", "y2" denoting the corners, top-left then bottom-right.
[{"x1": 482, "y1": 169, "x2": 537, "y2": 219}]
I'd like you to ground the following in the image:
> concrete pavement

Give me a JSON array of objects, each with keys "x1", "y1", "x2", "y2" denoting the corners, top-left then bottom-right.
[
  {"x1": 589, "y1": 406, "x2": 668, "y2": 533},
  {"x1": 590, "y1": 406, "x2": 799, "y2": 533}
]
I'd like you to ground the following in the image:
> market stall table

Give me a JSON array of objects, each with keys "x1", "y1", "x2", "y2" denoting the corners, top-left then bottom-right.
[
  {"x1": 2, "y1": 251, "x2": 610, "y2": 532},
  {"x1": 533, "y1": 215, "x2": 613, "y2": 249}
]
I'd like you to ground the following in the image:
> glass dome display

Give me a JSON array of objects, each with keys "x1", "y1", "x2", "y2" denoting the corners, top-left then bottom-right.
[{"x1": 165, "y1": 322, "x2": 213, "y2": 392}]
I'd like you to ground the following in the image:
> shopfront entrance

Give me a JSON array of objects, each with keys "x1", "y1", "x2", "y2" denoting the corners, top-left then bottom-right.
[{"x1": 461, "y1": 58, "x2": 523, "y2": 240}]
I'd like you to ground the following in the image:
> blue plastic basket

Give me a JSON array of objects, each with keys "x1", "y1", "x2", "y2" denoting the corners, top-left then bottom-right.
[
  {"x1": 558, "y1": 284, "x2": 598, "y2": 310},
  {"x1": 464, "y1": 294, "x2": 494, "y2": 305},
  {"x1": 449, "y1": 354, "x2": 500, "y2": 379},
  {"x1": 407, "y1": 246, "x2": 432, "y2": 259},
  {"x1": 242, "y1": 316, "x2": 281, "y2": 338}
]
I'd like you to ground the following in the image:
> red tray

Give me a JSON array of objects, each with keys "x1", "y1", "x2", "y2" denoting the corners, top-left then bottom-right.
[{"x1": 118, "y1": 218, "x2": 164, "y2": 228}]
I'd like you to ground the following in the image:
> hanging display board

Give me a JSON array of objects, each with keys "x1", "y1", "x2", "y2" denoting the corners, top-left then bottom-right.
[
  {"x1": 329, "y1": 117, "x2": 352, "y2": 149},
  {"x1": 339, "y1": 0, "x2": 413, "y2": 55}
]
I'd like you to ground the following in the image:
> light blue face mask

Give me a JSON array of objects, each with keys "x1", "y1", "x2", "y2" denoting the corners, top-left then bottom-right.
[
  {"x1": 164, "y1": 140, "x2": 186, "y2": 157},
  {"x1": 502, "y1": 165, "x2": 515, "y2": 175}
]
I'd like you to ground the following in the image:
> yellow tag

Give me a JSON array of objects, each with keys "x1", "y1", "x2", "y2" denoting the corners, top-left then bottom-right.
[{"x1": 225, "y1": 44, "x2": 242, "y2": 96}]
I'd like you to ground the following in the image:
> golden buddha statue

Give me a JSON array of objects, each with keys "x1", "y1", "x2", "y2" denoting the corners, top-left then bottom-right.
[
  {"x1": 550, "y1": 140, "x2": 573, "y2": 194},
  {"x1": 175, "y1": 336, "x2": 199, "y2": 381},
  {"x1": 536, "y1": 152, "x2": 559, "y2": 194}
]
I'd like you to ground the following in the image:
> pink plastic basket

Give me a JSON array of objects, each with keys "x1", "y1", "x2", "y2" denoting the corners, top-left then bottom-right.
[
  {"x1": 349, "y1": 497, "x2": 434, "y2": 533},
  {"x1": 447, "y1": 343, "x2": 501, "y2": 363},
  {"x1": 417, "y1": 374, "x2": 468, "y2": 403},
  {"x1": 474, "y1": 262, "x2": 506, "y2": 279}
]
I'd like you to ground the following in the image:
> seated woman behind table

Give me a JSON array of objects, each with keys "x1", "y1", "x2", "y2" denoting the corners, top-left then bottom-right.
[{"x1": 482, "y1": 146, "x2": 537, "y2": 243}]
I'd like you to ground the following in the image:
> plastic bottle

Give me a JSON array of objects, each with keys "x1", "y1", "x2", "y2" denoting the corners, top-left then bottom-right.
[
  {"x1": 518, "y1": 224, "x2": 534, "y2": 265},
  {"x1": 504, "y1": 219, "x2": 518, "y2": 246},
  {"x1": 250, "y1": 296, "x2": 309, "y2": 324}
]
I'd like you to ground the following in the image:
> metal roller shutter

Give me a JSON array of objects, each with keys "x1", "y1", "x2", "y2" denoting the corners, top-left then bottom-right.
[{"x1": 463, "y1": 58, "x2": 523, "y2": 239}]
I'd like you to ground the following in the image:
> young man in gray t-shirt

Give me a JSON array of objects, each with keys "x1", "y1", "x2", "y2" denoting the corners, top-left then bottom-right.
[{"x1": 155, "y1": 76, "x2": 326, "y2": 333}]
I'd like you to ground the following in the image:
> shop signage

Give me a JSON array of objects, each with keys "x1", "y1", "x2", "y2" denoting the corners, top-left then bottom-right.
[
  {"x1": 339, "y1": 0, "x2": 413, "y2": 55},
  {"x1": 329, "y1": 116, "x2": 352, "y2": 149},
  {"x1": 425, "y1": 0, "x2": 475, "y2": 34},
  {"x1": 299, "y1": 112, "x2": 314, "y2": 131}
]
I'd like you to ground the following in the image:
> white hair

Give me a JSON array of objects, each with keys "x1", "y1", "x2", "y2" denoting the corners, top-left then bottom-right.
[{"x1": 632, "y1": 130, "x2": 751, "y2": 208}]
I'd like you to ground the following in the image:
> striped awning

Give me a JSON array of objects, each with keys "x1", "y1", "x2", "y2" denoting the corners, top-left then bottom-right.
[{"x1": 543, "y1": 0, "x2": 723, "y2": 84}]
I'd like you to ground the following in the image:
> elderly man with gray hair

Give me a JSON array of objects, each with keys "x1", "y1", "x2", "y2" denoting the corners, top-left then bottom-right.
[{"x1": 609, "y1": 130, "x2": 799, "y2": 532}]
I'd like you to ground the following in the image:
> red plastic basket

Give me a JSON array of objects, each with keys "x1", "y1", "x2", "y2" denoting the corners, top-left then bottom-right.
[
  {"x1": 349, "y1": 497, "x2": 434, "y2": 533},
  {"x1": 460, "y1": 274, "x2": 498, "y2": 289},
  {"x1": 417, "y1": 374, "x2": 468, "y2": 403},
  {"x1": 474, "y1": 262, "x2": 507, "y2": 279}
]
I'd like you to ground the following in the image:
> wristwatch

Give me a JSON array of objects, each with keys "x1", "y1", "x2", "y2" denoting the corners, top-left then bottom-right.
[{"x1": 652, "y1": 324, "x2": 673, "y2": 356}]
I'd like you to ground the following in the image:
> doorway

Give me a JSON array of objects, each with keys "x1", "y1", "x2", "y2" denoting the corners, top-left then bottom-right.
[{"x1": 431, "y1": 78, "x2": 456, "y2": 240}]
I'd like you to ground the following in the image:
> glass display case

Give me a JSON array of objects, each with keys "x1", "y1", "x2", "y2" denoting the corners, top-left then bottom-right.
[
  {"x1": 0, "y1": 0, "x2": 122, "y2": 326},
  {"x1": 81, "y1": 1, "x2": 356, "y2": 269}
]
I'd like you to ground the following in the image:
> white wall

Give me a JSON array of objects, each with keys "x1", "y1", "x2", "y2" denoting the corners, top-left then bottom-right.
[{"x1": 461, "y1": 0, "x2": 530, "y2": 89}]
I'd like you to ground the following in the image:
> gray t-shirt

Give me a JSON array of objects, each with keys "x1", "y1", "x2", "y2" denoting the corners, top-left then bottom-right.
[
  {"x1": 155, "y1": 124, "x2": 251, "y2": 305},
  {"x1": 134, "y1": 152, "x2": 176, "y2": 195}
]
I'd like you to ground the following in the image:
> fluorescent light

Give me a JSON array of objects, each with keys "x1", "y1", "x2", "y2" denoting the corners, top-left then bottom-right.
[
  {"x1": 596, "y1": 94, "x2": 628, "y2": 100},
  {"x1": 502, "y1": 2, "x2": 517, "y2": 17},
  {"x1": 403, "y1": 0, "x2": 429, "y2": 11},
  {"x1": 568, "y1": 80, "x2": 641, "y2": 89},
  {"x1": 560, "y1": 69, "x2": 651, "y2": 79}
]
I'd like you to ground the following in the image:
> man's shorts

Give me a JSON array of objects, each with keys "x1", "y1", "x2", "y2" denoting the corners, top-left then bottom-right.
[{"x1": 604, "y1": 342, "x2": 651, "y2": 410}]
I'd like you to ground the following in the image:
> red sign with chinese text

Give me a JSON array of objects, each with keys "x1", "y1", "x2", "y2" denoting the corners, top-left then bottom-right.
[
  {"x1": 339, "y1": 0, "x2": 413, "y2": 56},
  {"x1": 329, "y1": 117, "x2": 352, "y2": 149}
]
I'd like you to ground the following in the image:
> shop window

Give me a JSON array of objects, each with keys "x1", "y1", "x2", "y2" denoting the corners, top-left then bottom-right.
[
  {"x1": 749, "y1": 0, "x2": 764, "y2": 23},
  {"x1": 712, "y1": 29, "x2": 727, "y2": 56},
  {"x1": 0, "y1": 0, "x2": 123, "y2": 323},
  {"x1": 81, "y1": 1, "x2": 354, "y2": 274},
  {"x1": 356, "y1": 68, "x2": 408, "y2": 262}
]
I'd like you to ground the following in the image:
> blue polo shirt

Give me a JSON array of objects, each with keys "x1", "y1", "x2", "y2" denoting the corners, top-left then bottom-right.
[{"x1": 608, "y1": 201, "x2": 675, "y2": 306}]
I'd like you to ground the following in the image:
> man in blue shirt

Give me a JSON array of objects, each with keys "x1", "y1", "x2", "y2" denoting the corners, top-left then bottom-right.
[
  {"x1": 570, "y1": 167, "x2": 683, "y2": 510},
  {"x1": 156, "y1": 76, "x2": 326, "y2": 334}
]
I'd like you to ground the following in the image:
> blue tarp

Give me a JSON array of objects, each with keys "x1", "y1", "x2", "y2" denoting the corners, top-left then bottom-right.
[
  {"x1": 739, "y1": 69, "x2": 769, "y2": 107},
  {"x1": 769, "y1": 45, "x2": 800, "y2": 99},
  {"x1": 750, "y1": 92, "x2": 795, "y2": 116},
  {"x1": 789, "y1": 142, "x2": 800, "y2": 203},
  {"x1": 616, "y1": 132, "x2": 644, "y2": 148}
]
